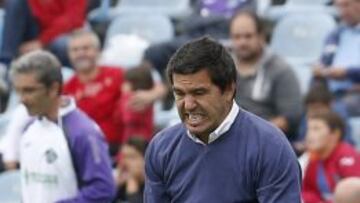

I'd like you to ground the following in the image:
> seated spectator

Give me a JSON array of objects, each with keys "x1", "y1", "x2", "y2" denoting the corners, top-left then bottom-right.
[
  {"x1": 116, "y1": 64, "x2": 155, "y2": 143},
  {"x1": 302, "y1": 111, "x2": 360, "y2": 203},
  {"x1": 63, "y1": 30, "x2": 166, "y2": 156},
  {"x1": 313, "y1": 0, "x2": 360, "y2": 116},
  {"x1": 230, "y1": 10, "x2": 302, "y2": 136},
  {"x1": 295, "y1": 86, "x2": 354, "y2": 154},
  {"x1": 334, "y1": 177, "x2": 360, "y2": 203},
  {"x1": 114, "y1": 137, "x2": 148, "y2": 203},
  {"x1": 0, "y1": 0, "x2": 87, "y2": 70},
  {"x1": 144, "y1": 0, "x2": 255, "y2": 77},
  {"x1": 63, "y1": 30, "x2": 124, "y2": 156}
]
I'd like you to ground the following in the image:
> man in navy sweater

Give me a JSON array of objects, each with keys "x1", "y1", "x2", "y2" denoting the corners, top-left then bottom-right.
[{"x1": 144, "y1": 36, "x2": 302, "y2": 203}]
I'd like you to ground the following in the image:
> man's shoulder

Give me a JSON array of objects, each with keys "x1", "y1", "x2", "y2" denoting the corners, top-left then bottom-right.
[
  {"x1": 238, "y1": 110, "x2": 279, "y2": 133},
  {"x1": 62, "y1": 108, "x2": 103, "y2": 139},
  {"x1": 335, "y1": 142, "x2": 359, "y2": 158},
  {"x1": 264, "y1": 52, "x2": 292, "y2": 73},
  {"x1": 148, "y1": 123, "x2": 186, "y2": 150},
  {"x1": 238, "y1": 110, "x2": 289, "y2": 146}
]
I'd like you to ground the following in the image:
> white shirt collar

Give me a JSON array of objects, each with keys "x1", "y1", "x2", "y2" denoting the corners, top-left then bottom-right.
[{"x1": 187, "y1": 100, "x2": 240, "y2": 145}]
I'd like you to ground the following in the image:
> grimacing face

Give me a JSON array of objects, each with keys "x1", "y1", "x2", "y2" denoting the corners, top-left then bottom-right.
[
  {"x1": 172, "y1": 69, "x2": 234, "y2": 140},
  {"x1": 230, "y1": 14, "x2": 264, "y2": 62},
  {"x1": 68, "y1": 35, "x2": 99, "y2": 72},
  {"x1": 13, "y1": 72, "x2": 58, "y2": 116}
]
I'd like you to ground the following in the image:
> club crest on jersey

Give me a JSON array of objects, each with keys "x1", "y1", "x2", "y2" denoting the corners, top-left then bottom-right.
[{"x1": 45, "y1": 149, "x2": 58, "y2": 164}]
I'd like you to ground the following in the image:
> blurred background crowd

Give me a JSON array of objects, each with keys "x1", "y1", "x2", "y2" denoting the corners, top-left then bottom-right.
[{"x1": 0, "y1": 0, "x2": 360, "y2": 202}]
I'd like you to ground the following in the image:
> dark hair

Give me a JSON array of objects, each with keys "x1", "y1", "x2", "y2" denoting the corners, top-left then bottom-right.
[
  {"x1": 166, "y1": 36, "x2": 237, "y2": 93},
  {"x1": 305, "y1": 86, "x2": 333, "y2": 106},
  {"x1": 308, "y1": 110, "x2": 345, "y2": 139},
  {"x1": 10, "y1": 50, "x2": 63, "y2": 94},
  {"x1": 125, "y1": 137, "x2": 148, "y2": 156},
  {"x1": 230, "y1": 9, "x2": 265, "y2": 35},
  {"x1": 125, "y1": 63, "x2": 154, "y2": 91}
]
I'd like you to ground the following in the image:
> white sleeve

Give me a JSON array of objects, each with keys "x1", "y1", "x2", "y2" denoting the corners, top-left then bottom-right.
[{"x1": 0, "y1": 104, "x2": 32, "y2": 162}]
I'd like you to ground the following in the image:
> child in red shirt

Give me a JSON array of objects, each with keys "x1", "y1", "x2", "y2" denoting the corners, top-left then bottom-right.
[
  {"x1": 115, "y1": 65, "x2": 154, "y2": 143},
  {"x1": 302, "y1": 111, "x2": 360, "y2": 203}
]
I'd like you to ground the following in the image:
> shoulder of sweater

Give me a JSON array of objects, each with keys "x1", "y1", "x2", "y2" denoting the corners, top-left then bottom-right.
[
  {"x1": 150, "y1": 123, "x2": 187, "y2": 147},
  {"x1": 238, "y1": 110, "x2": 289, "y2": 145}
]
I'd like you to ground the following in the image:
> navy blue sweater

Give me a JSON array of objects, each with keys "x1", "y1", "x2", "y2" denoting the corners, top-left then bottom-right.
[{"x1": 144, "y1": 109, "x2": 301, "y2": 203}]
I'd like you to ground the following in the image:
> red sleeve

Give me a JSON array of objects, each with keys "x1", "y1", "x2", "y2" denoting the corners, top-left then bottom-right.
[
  {"x1": 302, "y1": 162, "x2": 324, "y2": 203},
  {"x1": 38, "y1": 0, "x2": 87, "y2": 45}
]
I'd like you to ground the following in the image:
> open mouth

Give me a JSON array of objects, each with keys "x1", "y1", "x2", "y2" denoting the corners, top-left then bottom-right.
[{"x1": 186, "y1": 113, "x2": 205, "y2": 126}]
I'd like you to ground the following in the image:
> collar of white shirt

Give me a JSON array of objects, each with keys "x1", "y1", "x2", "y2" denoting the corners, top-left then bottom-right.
[{"x1": 187, "y1": 101, "x2": 240, "y2": 145}]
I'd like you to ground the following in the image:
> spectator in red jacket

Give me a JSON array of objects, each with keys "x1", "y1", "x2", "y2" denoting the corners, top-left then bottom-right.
[
  {"x1": 0, "y1": 0, "x2": 87, "y2": 70},
  {"x1": 63, "y1": 30, "x2": 124, "y2": 156},
  {"x1": 64, "y1": 30, "x2": 166, "y2": 156},
  {"x1": 302, "y1": 110, "x2": 360, "y2": 203}
]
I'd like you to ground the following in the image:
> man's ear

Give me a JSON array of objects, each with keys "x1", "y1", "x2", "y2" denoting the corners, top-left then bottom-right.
[
  {"x1": 225, "y1": 82, "x2": 236, "y2": 101},
  {"x1": 49, "y1": 82, "x2": 61, "y2": 97}
]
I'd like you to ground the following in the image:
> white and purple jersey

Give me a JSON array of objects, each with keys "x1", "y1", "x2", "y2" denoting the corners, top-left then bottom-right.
[{"x1": 20, "y1": 97, "x2": 115, "y2": 203}]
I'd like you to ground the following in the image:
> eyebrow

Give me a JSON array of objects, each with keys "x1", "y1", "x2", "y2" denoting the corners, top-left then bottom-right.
[{"x1": 173, "y1": 86, "x2": 208, "y2": 93}]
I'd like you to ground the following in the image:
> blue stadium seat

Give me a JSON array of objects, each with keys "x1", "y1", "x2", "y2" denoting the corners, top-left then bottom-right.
[
  {"x1": 270, "y1": 13, "x2": 336, "y2": 65},
  {"x1": 0, "y1": 170, "x2": 21, "y2": 203},
  {"x1": 262, "y1": 0, "x2": 337, "y2": 21},
  {"x1": 105, "y1": 14, "x2": 174, "y2": 45},
  {"x1": 287, "y1": 62, "x2": 312, "y2": 95},
  {"x1": 88, "y1": 0, "x2": 111, "y2": 22},
  {"x1": 113, "y1": 0, "x2": 192, "y2": 19}
]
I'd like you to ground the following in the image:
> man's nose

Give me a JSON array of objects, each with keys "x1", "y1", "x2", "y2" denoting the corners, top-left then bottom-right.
[{"x1": 184, "y1": 95, "x2": 197, "y2": 111}]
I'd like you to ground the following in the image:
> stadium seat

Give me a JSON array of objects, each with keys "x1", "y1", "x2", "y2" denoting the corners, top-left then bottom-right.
[
  {"x1": 105, "y1": 14, "x2": 174, "y2": 45},
  {"x1": 88, "y1": 0, "x2": 111, "y2": 22},
  {"x1": 262, "y1": 0, "x2": 337, "y2": 21},
  {"x1": 287, "y1": 62, "x2": 312, "y2": 95},
  {"x1": 112, "y1": 0, "x2": 192, "y2": 19},
  {"x1": 0, "y1": 170, "x2": 21, "y2": 203},
  {"x1": 270, "y1": 13, "x2": 336, "y2": 65}
]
